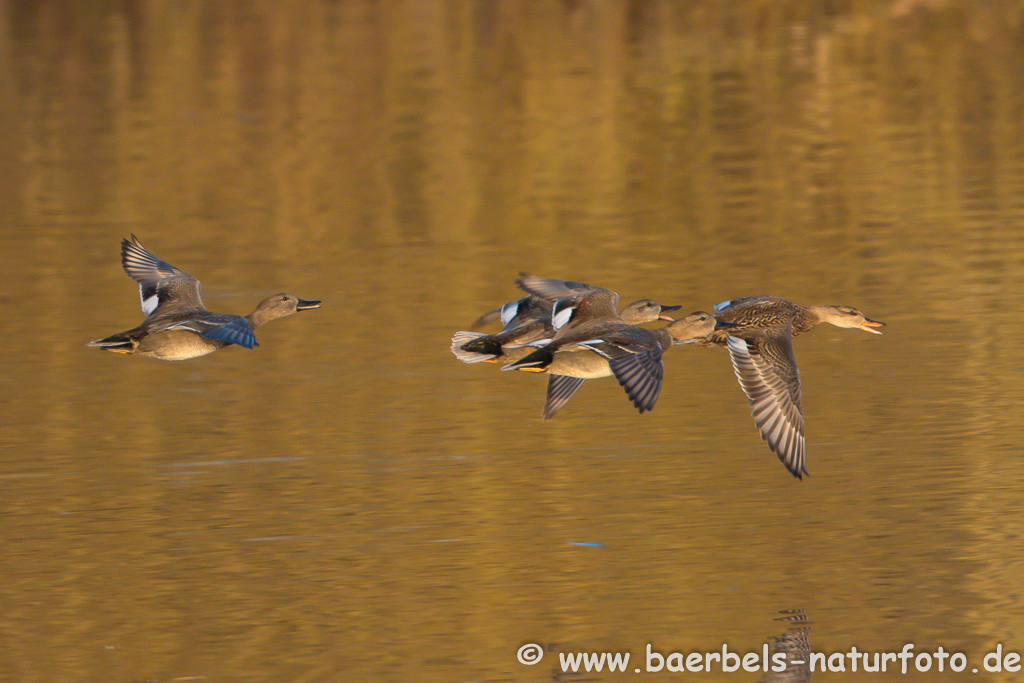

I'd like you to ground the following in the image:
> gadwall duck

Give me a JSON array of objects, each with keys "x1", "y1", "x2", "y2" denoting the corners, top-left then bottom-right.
[
  {"x1": 712, "y1": 296, "x2": 884, "y2": 479},
  {"x1": 513, "y1": 273, "x2": 667, "y2": 332},
  {"x1": 451, "y1": 275, "x2": 680, "y2": 363},
  {"x1": 88, "y1": 235, "x2": 321, "y2": 360},
  {"x1": 505, "y1": 311, "x2": 726, "y2": 415}
]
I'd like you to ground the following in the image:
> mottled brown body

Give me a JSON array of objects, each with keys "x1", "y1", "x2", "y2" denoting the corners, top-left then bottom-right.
[{"x1": 712, "y1": 295, "x2": 884, "y2": 479}]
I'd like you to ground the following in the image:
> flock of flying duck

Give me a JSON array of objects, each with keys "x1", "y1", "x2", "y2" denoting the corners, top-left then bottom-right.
[
  {"x1": 450, "y1": 275, "x2": 884, "y2": 479},
  {"x1": 87, "y1": 237, "x2": 885, "y2": 480}
]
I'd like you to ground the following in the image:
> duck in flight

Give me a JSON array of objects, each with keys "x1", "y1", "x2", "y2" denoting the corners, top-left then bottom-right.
[
  {"x1": 452, "y1": 275, "x2": 704, "y2": 417},
  {"x1": 88, "y1": 235, "x2": 321, "y2": 360},
  {"x1": 504, "y1": 309, "x2": 725, "y2": 417},
  {"x1": 711, "y1": 296, "x2": 884, "y2": 479},
  {"x1": 451, "y1": 274, "x2": 681, "y2": 364},
  {"x1": 500, "y1": 274, "x2": 728, "y2": 415}
]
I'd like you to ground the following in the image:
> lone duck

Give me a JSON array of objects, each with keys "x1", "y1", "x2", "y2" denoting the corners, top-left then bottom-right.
[
  {"x1": 504, "y1": 311, "x2": 727, "y2": 416},
  {"x1": 451, "y1": 275, "x2": 681, "y2": 363},
  {"x1": 712, "y1": 296, "x2": 884, "y2": 479},
  {"x1": 88, "y1": 235, "x2": 321, "y2": 360}
]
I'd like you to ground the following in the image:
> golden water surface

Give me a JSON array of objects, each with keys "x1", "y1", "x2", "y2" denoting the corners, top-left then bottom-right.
[{"x1": 2, "y1": 2, "x2": 1024, "y2": 681}]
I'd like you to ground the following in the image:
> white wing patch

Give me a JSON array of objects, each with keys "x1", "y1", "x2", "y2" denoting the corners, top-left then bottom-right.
[
  {"x1": 140, "y1": 288, "x2": 159, "y2": 316},
  {"x1": 500, "y1": 300, "x2": 521, "y2": 327},
  {"x1": 713, "y1": 300, "x2": 732, "y2": 312},
  {"x1": 552, "y1": 305, "x2": 575, "y2": 330}
]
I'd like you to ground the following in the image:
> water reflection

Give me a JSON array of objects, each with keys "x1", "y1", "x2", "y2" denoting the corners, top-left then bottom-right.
[
  {"x1": 762, "y1": 611, "x2": 812, "y2": 683},
  {"x1": 1, "y1": 1, "x2": 1023, "y2": 681}
]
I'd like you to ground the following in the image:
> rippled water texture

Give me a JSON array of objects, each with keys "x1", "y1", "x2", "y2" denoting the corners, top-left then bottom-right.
[{"x1": 1, "y1": 2, "x2": 1023, "y2": 681}]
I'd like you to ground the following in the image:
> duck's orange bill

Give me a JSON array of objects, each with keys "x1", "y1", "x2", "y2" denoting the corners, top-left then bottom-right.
[{"x1": 860, "y1": 318, "x2": 885, "y2": 334}]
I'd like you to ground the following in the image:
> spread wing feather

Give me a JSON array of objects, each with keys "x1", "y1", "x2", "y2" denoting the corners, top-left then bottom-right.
[
  {"x1": 543, "y1": 375, "x2": 586, "y2": 420},
  {"x1": 121, "y1": 235, "x2": 205, "y2": 317},
  {"x1": 607, "y1": 347, "x2": 665, "y2": 413},
  {"x1": 725, "y1": 335, "x2": 806, "y2": 478}
]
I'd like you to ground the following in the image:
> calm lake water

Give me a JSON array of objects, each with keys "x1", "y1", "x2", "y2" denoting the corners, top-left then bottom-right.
[{"x1": 2, "y1": 2, "x2": 1023, "y2": 682}]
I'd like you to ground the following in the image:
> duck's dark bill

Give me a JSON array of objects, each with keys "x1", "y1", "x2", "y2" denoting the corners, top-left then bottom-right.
[
  {"x1": 713, "y1": 320, "x2": 739, "y2": 330},
  {"x1": 296, "y1": 299, "x2": 322, "y2": 310},
  {"x1": 658, "y1": 303, "x2": 683, "y2": 321}
]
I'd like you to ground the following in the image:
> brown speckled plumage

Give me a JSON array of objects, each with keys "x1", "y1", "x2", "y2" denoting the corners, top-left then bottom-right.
[{"x1": 713, "y1": 296, "x2": 884, "y2": 479}]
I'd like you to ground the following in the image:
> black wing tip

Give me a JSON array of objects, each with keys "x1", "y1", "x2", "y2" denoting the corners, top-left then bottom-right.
[
  {"x1": 541, "y1": 408, "x2": 561, "y2": 421},
  {"x1": 543, "y1": 375, "x2": 586, "y2": 420},
  {"x1": 609, "y1": 351, "x2": 664, "y2": 413},
  {"x1": 121, "y1": 235, "x2": 156, "y2": 268},
  {"x1": 768, "y1": 447, "x2": 807, "y2": 480},
  {"x1": 759, "y1": 431, "x2": 807, "y2": 480},
  {"x1": 631, "y1": 387, "x2": 658, "y2": 413},
  {"x1": 776, "y1": 450, "x2": 808, "y2": 480}
]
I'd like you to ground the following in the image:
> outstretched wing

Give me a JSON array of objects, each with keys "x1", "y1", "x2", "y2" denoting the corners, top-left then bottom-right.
[
  {"x1": 121, "y1": 235, "x2": 205, "y2": 317},
  {"x1": 543, "y1": 375, "x2": 586, "y2": 420},
  {"x1": 725, "y1": 334, "x2": 806, "y2": 478},
  {"x1": 607, "y1": 347, "x2": 665, "y2": 413},
  {"x1": 516, "y1": 275, "x2": 622, "y2": 333},
  {"x1": 514, "y1": 275, "x2": 603, "y2": 301}
]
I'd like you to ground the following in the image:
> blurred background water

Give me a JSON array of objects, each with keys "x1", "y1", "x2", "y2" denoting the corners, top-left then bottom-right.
[{"x1": 1, "y1": 1, "x2": 1023, "y2": 681}]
